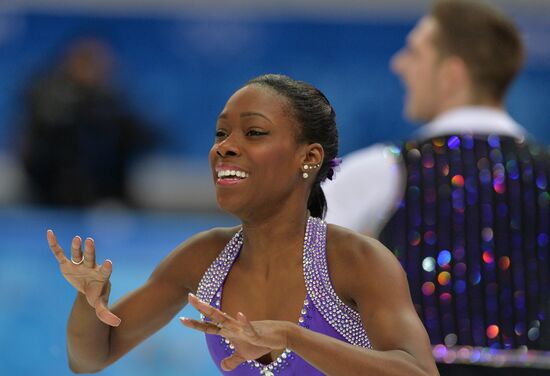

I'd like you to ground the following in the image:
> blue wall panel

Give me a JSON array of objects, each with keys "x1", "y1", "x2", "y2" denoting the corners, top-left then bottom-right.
[{"x1": 1, "y1": 12, "x2": 548, "y2": 160}]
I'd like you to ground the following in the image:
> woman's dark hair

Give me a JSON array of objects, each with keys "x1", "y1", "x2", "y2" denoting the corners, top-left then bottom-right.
[{"x1": 245, "y1": 74, "x2": 338, "y2": 218}]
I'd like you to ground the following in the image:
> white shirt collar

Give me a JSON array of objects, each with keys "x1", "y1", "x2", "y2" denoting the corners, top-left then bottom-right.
[{"x1": 415, "y1": 106, "x2": 527, "y2": 141}]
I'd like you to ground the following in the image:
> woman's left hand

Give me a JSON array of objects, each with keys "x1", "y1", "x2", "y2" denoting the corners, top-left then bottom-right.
[{"x1": 180, "y1": 293, "x2": 291, "y2": 371}]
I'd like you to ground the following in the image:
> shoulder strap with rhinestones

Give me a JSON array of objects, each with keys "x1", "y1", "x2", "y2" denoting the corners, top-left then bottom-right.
[
  {"x1": 304, "y1": 217, "x2": 372, "y2": 348},
  {"x1": 196, "y1": 230, "x2": 243, "y2": 304}
]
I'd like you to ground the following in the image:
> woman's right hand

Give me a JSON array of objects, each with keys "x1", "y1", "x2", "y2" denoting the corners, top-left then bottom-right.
[{"x1": 47, "y1": 230, "x2": 122, "y2": 327}]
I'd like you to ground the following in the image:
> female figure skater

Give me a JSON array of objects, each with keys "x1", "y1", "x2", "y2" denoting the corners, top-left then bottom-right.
[{"x1": 48, "y1": 74, "x2": 438, "y2": 375}]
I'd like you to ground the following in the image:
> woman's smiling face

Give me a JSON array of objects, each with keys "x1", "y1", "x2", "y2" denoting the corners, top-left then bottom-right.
[{"x1": 209, "y1": 84, "x2": 305, "y2": 218}]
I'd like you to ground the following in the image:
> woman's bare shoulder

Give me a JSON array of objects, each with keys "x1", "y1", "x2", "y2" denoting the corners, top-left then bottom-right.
[
  {"x1": 150, "y1": 226, "x2": 241, "y2": 292},
  {"x1": 326, "y1": 223, "x2": 391, "y2": 263},
  {"x1": 326, "y1": 224, "x2": 406, "y2": 302}
]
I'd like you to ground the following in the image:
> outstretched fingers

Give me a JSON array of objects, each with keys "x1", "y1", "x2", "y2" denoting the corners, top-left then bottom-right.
[
  {"x1": 47, "y1": 229, "x2": 68, "y2": 264},
  {"x1": 48, "y1": 230, "x2": 118, "y2": 326}
]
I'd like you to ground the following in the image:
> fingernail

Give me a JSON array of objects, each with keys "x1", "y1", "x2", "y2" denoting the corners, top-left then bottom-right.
[{"x1": 179, "y1": 316, "x2": 189, "y2": 322}]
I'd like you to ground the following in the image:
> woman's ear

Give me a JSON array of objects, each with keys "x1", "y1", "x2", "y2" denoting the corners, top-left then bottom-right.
[{"x1": 300, "y1": 143, "x2": 324, "y2": 168}]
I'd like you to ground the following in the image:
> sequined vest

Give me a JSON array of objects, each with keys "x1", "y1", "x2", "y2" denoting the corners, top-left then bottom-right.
[
  {"x1": 196, "y1": 217, "x2": 371, "y2": 375},
  {"x1": 379, "y1": 134, "x2": 550, "y2": 349}
]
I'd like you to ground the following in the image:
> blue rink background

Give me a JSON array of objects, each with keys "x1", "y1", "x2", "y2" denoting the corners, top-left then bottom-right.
[
  {"x1": 1, "y1": 12, "x2": 550, "y2": 157},
  {"x1": 0, "y1": 207, "x2": 239, "y2": 376}
]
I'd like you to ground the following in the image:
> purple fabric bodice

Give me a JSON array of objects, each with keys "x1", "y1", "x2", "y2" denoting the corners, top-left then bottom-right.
[{"x1": 196, "y1": 217, "x2": 371, "y2": 375}]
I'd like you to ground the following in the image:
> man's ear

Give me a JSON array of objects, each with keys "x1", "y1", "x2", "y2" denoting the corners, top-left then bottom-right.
[{"x1": 439, "y1": 56, "x2": 472, "y2": 100}]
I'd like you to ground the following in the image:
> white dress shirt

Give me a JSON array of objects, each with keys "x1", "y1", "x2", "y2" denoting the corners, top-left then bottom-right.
[{"x1": 323, "y1": 106, "x2": 527, "y2": 236}]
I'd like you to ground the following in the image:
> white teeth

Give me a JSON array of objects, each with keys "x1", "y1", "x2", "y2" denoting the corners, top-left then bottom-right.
[{"x1": 217, "y1": 170, "x2": 248, "y2": 179}]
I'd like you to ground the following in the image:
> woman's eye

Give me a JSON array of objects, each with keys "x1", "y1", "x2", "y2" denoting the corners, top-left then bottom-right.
[
  {"x1": 215, "y1": 130, "x2": 227, "y2": 139},
  {"x1": 246, "y1": 129, "x2": 268, "y2": 137}
]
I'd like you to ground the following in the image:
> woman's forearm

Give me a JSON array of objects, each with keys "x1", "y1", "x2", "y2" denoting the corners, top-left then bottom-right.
[
  {"x1": 66, "y1": 292, "x2": 112, "y2": 373},
  {"x1": 287, "y1": 324, "x2": 438, "y2": 376}
]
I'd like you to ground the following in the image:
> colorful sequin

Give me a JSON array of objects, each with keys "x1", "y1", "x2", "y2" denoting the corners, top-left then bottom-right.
[{"x1": 380, "y1": 134, "x2": 550, "y2": 350}]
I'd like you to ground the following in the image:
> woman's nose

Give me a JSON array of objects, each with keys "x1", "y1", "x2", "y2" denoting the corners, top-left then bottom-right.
[{"x1": 216, "y1": 137, "x2": 240, "y2": 158}]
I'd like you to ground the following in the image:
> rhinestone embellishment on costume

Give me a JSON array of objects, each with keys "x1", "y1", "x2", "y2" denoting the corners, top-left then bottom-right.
[
  {"x1": 212, "y1": 293, "x2": 307, "y2": 375},
  {"x1": 303, "y1": 217, "x2": 371, "y2": 348},
  {"x1": 196, "y1": 217, "x2": 371, "y2": 374},
  {"x1": 196, "y1": 229, "x2": 243, "y2": 305}
]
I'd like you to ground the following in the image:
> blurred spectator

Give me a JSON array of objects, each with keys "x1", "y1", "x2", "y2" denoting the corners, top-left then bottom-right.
[{"x1": 19, "y1": 37, "x2": 156, "y2": 206}]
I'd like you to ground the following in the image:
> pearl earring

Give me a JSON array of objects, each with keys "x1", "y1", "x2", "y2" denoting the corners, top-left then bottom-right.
[{"x1": 302, "y1": 164, "x2": 310, "y2": 179}]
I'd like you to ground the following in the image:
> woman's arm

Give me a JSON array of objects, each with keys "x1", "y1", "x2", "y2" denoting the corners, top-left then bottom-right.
[
  {"x1": 49, "y1": 228, "x2": 231, "y2": 373},
  {"x1": 285, "y1": 228, "x2": 438, "y2": 375},
  {"x1": 285, "y1": 236, "x2": 438, "y2": 375}
]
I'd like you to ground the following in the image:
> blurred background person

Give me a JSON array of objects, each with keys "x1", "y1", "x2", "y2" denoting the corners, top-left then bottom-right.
[
  {"x1": 18, "y1": 37, "x2": 157, "y2": 206},
  {"x1": 325, "y1": 0, "x2": 550, "y2": 374}
]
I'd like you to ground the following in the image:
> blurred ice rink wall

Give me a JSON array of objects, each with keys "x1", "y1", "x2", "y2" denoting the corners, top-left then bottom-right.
[{"x1": 0, "y1": 1, "x2": 549, "y2": 375}]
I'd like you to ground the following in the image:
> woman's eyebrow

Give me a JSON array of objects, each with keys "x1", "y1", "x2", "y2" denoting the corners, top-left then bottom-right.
[
  {"x1": 217, "y1": 111, "x2": 274, "y2": 124},
  {"x1": 240, "y1": 112, "x2": 273, "y2": 124}
]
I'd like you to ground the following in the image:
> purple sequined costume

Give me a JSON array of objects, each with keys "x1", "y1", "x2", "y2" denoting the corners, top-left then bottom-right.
[{"x1": 196, "y1": 217, "x2": 371, "y2": 375}]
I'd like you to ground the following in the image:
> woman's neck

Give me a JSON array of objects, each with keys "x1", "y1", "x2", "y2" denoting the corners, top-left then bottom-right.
[{"x1": 239, "y1": 207, "x2": 310, "y2": 266}]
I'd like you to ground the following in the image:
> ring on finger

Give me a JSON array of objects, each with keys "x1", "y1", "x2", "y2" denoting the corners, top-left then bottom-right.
[{"x1": 71, "y1": 256, "x2": 85, "y2": 265}]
